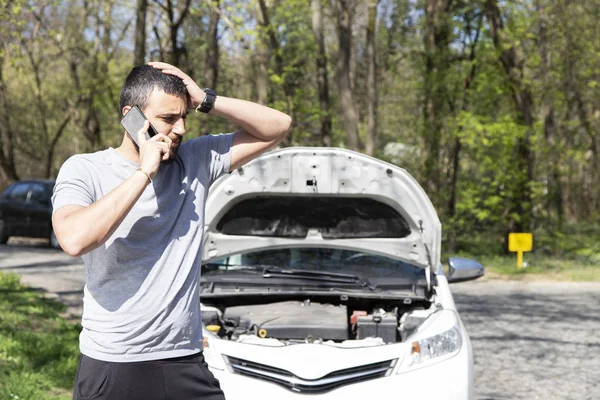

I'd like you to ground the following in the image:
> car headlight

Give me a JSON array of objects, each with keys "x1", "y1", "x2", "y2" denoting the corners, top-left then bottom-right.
[
  {"x1": 397, "y1": 309, "x2": 463, "y2": 372},
  {"x1": 408, "y1": 325, "x2": 462, "y2": 366}
]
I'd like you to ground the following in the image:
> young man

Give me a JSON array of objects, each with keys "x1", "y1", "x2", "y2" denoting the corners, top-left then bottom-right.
[{"x1": 52, "y1": 62, "x2": 291, "y2": 400}]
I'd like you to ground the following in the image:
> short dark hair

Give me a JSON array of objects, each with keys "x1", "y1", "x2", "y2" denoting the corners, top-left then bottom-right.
[{"x1": 119, "y1": 65, "x2": 188, "y2": 114}]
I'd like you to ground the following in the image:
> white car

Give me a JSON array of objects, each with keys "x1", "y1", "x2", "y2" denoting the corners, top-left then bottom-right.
[{"x1": 200, "y1": 147, "x2": 484, "y2": 400}]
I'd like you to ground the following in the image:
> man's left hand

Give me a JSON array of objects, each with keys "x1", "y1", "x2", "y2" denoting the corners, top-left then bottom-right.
[{"x1": 148, "y1": 61, "x2": 205, "y2": 110}]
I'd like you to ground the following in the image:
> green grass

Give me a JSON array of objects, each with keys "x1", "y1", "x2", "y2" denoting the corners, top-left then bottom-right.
[
  {"x1": 468, "y1": 254, "x2": 600, "y2": 281},
  {"x1": 0, "y1": 272, "x2": 79, "y2": 400},
  {"x1": 444, "y1": 223, "x2": 600, "y2": 281}
]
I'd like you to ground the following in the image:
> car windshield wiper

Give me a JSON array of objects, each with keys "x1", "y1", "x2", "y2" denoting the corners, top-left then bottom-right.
[{"x1": 261, "y1": 267, "x2": 377, "y2": 291}]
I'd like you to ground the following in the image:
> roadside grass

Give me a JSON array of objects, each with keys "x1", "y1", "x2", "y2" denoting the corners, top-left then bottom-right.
[
  {"x1": 467, "y1": 254, "x2": 600, "y2": 281},
  {"x1": 445, "y1": 224, "x2": 600, "y2": 281},
  {"x1": 0, "y1": 272, "x2": 79, "y2": 400}
]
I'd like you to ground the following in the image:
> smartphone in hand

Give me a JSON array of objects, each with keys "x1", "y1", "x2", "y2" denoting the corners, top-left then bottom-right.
[{"x1": 120, "y1": 105, "x2": 159, "y2": 147}]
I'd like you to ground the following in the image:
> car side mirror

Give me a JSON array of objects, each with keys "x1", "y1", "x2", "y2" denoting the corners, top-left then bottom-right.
[{"x1": 448, "y1": 257, "x2": 485, "y2": 283}]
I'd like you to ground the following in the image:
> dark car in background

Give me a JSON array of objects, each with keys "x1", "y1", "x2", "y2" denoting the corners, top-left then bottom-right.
[{"x1": 0, "y1": 180, "x2": 59, "y2": 248}]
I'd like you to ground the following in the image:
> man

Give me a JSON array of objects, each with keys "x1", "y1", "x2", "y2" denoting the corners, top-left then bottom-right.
[{"x1": 52, "y1": 62, "x2": 291, "y2": 399}]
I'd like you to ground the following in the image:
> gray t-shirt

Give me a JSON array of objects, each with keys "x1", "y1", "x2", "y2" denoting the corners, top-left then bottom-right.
[{"x1": 52, "y1": 133, "x2": 234, "y2": 362}]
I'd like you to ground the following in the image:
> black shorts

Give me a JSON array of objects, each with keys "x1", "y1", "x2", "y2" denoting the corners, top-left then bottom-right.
[{"x1": 73, "y1": 352, "x2": 226, "y2": 400}]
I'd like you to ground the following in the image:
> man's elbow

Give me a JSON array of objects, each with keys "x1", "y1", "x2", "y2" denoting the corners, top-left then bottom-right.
[
  {"x1": 277, "y1": 114, "x2": 292, "y2": 141},
  {"x1": 52, "y1": 211, "x2": 89, "y2": 258},
  {"x1": 56, "y1": 232, "x2": 86, "y2": 258}
]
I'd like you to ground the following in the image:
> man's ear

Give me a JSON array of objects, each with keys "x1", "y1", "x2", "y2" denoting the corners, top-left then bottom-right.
[{"x1": 122, "y1": 105, "x2": 132, "y2": 117}]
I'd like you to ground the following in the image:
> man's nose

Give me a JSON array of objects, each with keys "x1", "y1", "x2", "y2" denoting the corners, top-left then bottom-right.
[{"x1": 172, "y1": 118, "x2": 186, "y2": 136}]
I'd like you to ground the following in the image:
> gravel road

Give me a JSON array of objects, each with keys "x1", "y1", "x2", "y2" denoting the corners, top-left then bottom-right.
[
  {"x1": 1, "y1": 240, "x2": 599, "y2": 399},
  {"x1": 452, "y1": 279, "x2": 600, "y2": 400}
]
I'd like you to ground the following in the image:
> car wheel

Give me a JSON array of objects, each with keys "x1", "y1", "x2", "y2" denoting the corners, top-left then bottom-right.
[
  {"x1": 0, "y1": 219, "x2": 8, "y2": 244},
  {"x1": 49, "y1": 229, "x2": 61, "y2": 249}
]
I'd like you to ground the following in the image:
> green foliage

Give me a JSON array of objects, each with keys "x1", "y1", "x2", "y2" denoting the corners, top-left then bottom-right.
[
  {"x1": 448, "y1": 111, "x2": 536, "y2": 232},
  {"x1": 0, "y1": 0, "x2": 598, "y2": 254},
  {"x1": 0, "y1": 273, "x2": 79, "y2": 400}
]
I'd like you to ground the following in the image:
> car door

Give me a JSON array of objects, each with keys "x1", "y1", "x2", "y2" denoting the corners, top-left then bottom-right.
[
  {"x1": 1, "y1": 182, "x2": 31, "y2": 236},
  {"x1": 27, "y1": 182, "x2": 52, "y2": 239}
]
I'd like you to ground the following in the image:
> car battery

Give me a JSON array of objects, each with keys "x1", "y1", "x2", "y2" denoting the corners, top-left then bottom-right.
[{"x1": 356, "y1": 314, "x2": 398, "y2": 343}]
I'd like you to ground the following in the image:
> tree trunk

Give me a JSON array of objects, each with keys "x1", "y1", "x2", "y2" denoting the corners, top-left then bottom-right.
[
  {"x1": 45, "y1": 115, "x2": 71, "y2": 178},
  {"x1": 335, "y1": 0, "x2": 361, "y2": 151},
  {"x1": 255, "y1": 0, "x2": 295, "y2": 144},
  {"x1": 365, "y1": 0, "x2": 378, "y2": 156},
  {"x1": 254, "y1": 0, "x2": 270, "y2": 105},
  {"x1": 485, "y1": 0, "x2": 535, "y2": 233},
  {"x1": 447, "y1": 12, "x2": 482, "y2": 253},
  {"x1": 536, "y1": 0, "x2": 563, "y2": 230},
  {"x1": 134, "y1": 0, "x2": 148, "y2": 66},
  {"x1": 423, "y1": 0, "x2": 451, "y2": 197},
  {"x1": 204, "y1": 0, "x2": 220, "y2": 90},
  {"x1": 0, "y1": 52, "x2": 18, "y2": 183},
  {"x1": 311, "y1": 0, "x2": 332, "y2": 147}
]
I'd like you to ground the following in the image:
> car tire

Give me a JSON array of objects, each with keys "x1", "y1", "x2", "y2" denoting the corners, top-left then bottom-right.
[
  {"x1": 49, "y1": 229, "x2": 61, "y2": 249},
  {"x1": 0, "y1": 219, "x2": 8, "y2": 244}
]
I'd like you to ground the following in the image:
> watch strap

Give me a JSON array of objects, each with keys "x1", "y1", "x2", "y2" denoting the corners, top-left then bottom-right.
[{"x1": 197, "y1": 88, "x2": 216, "y2": 113}]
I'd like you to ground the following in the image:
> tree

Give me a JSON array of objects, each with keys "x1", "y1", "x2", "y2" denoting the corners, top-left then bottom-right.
[
  {"x1": 447, "y1": 6, "x2": 483, "y2": 252},
  {"x1": 535, "y1": 0, "x2": 563, "y2": 229},
  {"x1": 204, "y1": 0, "x2": 220, "y2": 90},
  {"x1": 311, "y1": 0, "x2": 332, "y2": 146},
  {"x1": 0, "y1": 0, "x2": 20, "y2": 183},
  {"x1": 151, "y1": 0, "x2": 192, "y2": 66},
  {"x1": 365, "y1": 0, "x2": 379, "y2": 156},
  {"x1": 422, "y1": 0, "x2": 452, "y2": 197},
  {"x1": 333, "y1": 0, "x2": 361, "y2": 151},
  {"x1": 135, "y1": 0, "x2": 148, "y2": 66},
  {"x1": 485, "y1": 0, "x2": 535, "y2": 232}
]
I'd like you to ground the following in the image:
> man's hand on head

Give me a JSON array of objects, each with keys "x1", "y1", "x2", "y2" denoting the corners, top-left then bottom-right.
[
  {"x1": 148, "y1": 62, "x2": 204, "y2": 110},
  {"x1": 148, "y1": 61, "x2": 291, "y2": 172}
]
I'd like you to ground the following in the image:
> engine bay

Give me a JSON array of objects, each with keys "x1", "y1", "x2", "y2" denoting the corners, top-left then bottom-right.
[{"x1": 201, "y1": 298, "x2": 434, "y2": 345}]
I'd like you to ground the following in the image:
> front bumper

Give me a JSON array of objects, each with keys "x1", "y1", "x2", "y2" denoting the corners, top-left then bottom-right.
[{"x1": 209, "y1": 340, "x2": 472, "y2": 400}]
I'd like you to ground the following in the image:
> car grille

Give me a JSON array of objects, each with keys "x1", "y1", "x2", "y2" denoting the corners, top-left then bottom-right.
[{"x1": 225, "y1": 356, "x2": 397, "y2": 394}]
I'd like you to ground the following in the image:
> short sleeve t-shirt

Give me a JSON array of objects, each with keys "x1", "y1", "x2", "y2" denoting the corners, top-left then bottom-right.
[{"x1": 52, "y1": 133, "x2": 234, "y2": 362}]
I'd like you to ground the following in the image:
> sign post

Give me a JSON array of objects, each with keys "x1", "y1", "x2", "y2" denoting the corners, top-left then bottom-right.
[{"x1": 508, "y1": 233, "x2": 533, "y2": 267}]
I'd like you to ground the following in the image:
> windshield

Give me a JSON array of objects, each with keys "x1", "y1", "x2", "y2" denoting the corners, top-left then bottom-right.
[{"x1": 202, "y1": 248, "x2": 425, "y2": 281}]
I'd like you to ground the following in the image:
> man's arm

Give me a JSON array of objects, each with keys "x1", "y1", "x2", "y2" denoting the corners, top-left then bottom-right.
[
  {"x1": 211, "y1": 96, "x2": 291, "y2": 171},
  {"x1": 149, "y1": 62, "x2": 292, "y2": 171},
  {"x1": 53, "y1": 122, "x2": 171, "y2": 257},
  {"x1": 53, "y1": 174, "x2": 149, "y2": 257}
]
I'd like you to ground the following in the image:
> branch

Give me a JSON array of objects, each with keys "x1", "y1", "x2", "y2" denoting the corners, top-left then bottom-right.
[
  {"x1": 152, "y1": 24, "x2": 166, "y2": 60},
  {"x1": 201, "y1": 0, "x2": 249, "y2": 49},
  {"x1": 49, "y1": 114, "x2": 71, "y2": 150},
  {"x1": 174, "y1": 0, "x2": 192, "y2": 30},
  {"x1": 107, "y1": 20, "x2": 132, "y2": 62},
  {"x1": 151, "y1": 0, "x2": 169, "y2": 13}
]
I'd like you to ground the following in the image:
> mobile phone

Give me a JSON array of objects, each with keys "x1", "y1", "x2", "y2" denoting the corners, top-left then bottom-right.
[{"x1": 120, "y1": 105, "x2": 159, "y2": 147}]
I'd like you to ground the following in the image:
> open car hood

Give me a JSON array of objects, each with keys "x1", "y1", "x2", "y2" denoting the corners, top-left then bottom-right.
[{"x1": 203, "y1": 147, "x2": 441, "y2": 275}]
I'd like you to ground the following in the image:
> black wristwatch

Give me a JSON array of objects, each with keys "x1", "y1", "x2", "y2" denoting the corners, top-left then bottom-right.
[{"x1": 196, "y1": 88, "x2": 216, "y2": 113}]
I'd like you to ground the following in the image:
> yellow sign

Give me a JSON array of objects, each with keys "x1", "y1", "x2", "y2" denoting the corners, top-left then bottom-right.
[{"x1": 508, "y1": 233, "x2": 533, "y2": 267}]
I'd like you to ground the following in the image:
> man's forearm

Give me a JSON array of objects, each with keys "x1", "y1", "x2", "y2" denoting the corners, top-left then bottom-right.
[
  {"x1": 53, "y1": 171, "x2": 150, "y2": 257},
  {"x1": 209, "y1": 96, "x2": 291, "y2": 141}
]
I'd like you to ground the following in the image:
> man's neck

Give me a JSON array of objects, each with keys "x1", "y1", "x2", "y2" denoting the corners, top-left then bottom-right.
[{"x1": 115, "y1": 135, "x2": 140, "y2": 164}]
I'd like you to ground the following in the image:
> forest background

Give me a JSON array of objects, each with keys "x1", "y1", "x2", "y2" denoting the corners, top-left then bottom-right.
[{"x1": 0, "y1": 0, "x2": 598, "y2": 263}]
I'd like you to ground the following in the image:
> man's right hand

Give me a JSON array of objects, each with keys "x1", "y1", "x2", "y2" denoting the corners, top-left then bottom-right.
[{"x1": 137, "y1": 120, "x2": 172, "y2": 178}]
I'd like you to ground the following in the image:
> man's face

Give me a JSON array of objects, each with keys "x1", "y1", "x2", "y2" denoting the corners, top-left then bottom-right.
[{"x1": 141, "y1": 88, "x2": 188, "y2": 159}]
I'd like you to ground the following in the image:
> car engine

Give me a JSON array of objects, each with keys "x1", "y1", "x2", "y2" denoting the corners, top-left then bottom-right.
[{"x1": 201, "y1": 299, "x2": 432, "y2": 345}]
